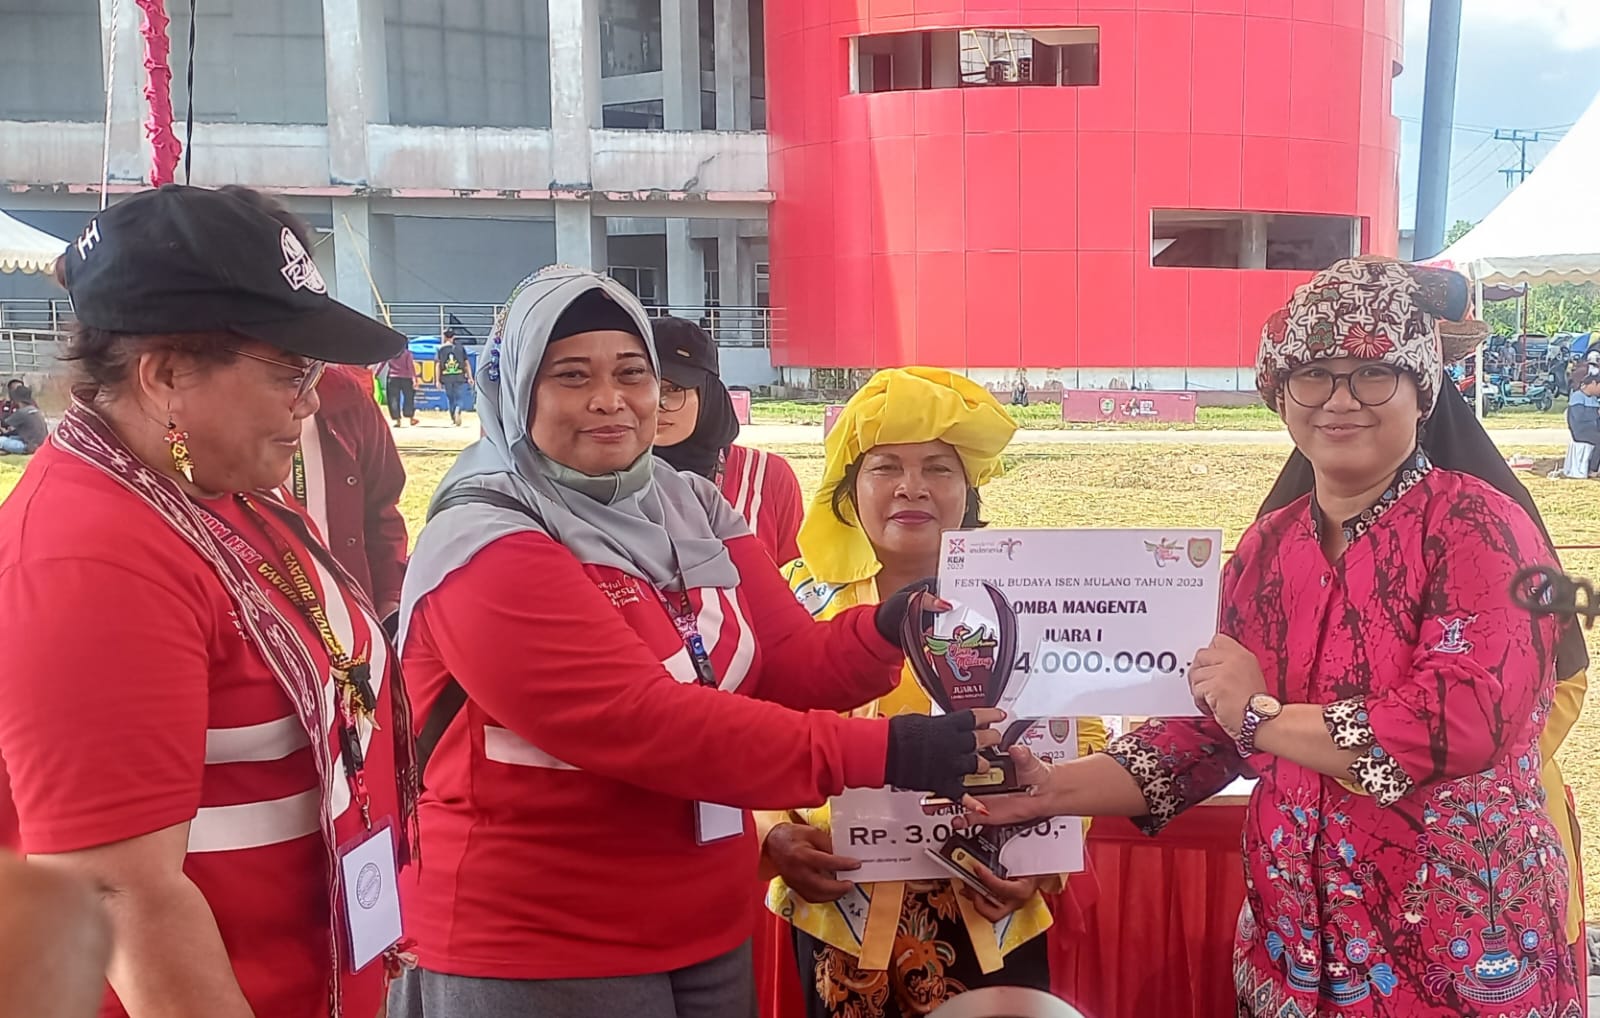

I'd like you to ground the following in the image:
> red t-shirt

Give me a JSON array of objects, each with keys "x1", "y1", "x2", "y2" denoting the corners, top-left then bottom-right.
[
  {"x1": 0, "y1": 444, "x2": 401, "y2": 1018},
  {"x1": 720, "y1": 444, "x2": 804, "y2": 565},
  {"x1": 401, "y1": 529, "x2": 900, "y2": 979}
]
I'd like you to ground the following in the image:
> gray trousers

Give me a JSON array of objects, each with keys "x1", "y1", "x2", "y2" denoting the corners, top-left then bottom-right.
[{"x1": 387, "y1": 940, "x2": 756, "y2": 1018}]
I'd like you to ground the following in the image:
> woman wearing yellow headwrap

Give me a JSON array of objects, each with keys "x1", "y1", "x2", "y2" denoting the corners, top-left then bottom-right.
[{"x1": 757, "y1": 367, "x2": 1106, "y2": 1018}]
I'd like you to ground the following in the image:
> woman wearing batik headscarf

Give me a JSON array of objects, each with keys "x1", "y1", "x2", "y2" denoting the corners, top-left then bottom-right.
[
  {"x1": 1256, "y1": 308, "x2": 1592, "y2": 998},
  {"x1": 974, "y1": 258, "x2": 1584, "y2": 1016},
  {"x1": 390, "y1": 269, "x2": 1002, "y2": 1017},
  {"x1": 758, "y1": 367, "x2": 1106, "y2": 1018}
]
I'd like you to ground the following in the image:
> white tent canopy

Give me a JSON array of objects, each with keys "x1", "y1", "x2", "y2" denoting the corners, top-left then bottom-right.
[
  {"x1": 0, "y1": 210, "x2": 68, "y2": 275},
  {"x1": 1433, "y1": 90, "x2": 1600, "y2": 285}
]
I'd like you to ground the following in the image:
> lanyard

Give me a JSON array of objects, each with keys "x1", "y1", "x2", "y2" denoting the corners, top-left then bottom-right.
[
  {"x1": 291, "y1": 448, "x2": 308, "y2": 504},
  {"x1": 235, "y1": 494, "x2": 378, "y2": 829},
  {"x1": 656, "y1": 587, "x2": 718, "y2": 688},
  {"x1": 654, "y1": 536, "x2": 718, "y2": 689}
]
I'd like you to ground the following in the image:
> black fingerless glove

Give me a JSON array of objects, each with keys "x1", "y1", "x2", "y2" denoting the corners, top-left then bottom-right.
[
  {"x1": 873, "y1": 577, "x2": 937, "y2": 643},
  {"x1": 885, "y1": 710, "x2": 980, "y2": 801}
]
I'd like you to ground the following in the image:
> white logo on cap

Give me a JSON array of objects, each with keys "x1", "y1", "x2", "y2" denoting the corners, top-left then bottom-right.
[
  {"x1": 75, "y1": 220, "x2": 101, "y2": 259},
  {"x1": 279, "y1": 227, "x2": 327, "y2": 295}
]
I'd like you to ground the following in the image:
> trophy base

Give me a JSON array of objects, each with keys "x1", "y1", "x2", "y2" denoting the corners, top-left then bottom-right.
[
  {"x1": 924, "y1": 829, "x2": 1010, "y2": 907},
  {"x1": 960, "y1": 749, "x2": 1022, "y2": 797}
]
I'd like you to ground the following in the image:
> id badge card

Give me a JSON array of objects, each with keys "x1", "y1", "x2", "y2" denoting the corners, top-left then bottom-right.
[
  {"x1": 695, "y1": 801, "x2": 745, "y2": 845},
  {"x1": 338, "y1": 820, "x2": 404, "y2": 973}
]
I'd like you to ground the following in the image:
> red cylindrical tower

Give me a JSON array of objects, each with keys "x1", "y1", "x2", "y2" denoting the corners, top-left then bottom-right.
[{"x1": 765, "y1": 0, "x2": 1404, "y2": 388}]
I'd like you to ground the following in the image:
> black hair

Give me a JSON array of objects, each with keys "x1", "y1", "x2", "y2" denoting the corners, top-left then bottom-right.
[
  {"x1": 4, "y1": 379, "x2": 21, "y2": 392},
  {"x1": 216, "y1": 185, "x2": 314, "y2": 250},
  {"x1": 829, "y1": 457, "x2": 987, "y2": 531},
  {"x1": 443, "y1": 328, "x2": 456, "y2": 339},
  {"x1": 9, "y1": 385, "x2": 33, "y2": 405},
  {"x1": 61, "y1": 323, "x2": 236, "y2": 400}
]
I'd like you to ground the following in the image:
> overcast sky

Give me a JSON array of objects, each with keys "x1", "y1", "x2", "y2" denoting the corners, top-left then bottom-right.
[{"x1": 1395, "y1": 0, "x2": 1600, "y2": 230}]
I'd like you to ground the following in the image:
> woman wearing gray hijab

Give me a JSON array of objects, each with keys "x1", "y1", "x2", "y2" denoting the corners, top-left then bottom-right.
[{"x1": 390, "y1": 267, "x2": 999, "y2": 1018}]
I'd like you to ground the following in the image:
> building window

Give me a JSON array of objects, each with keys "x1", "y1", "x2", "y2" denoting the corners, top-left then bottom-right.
[
  {"x1": 169, "y1": 0, "x2": 330, "y2": 125},
  {"x1": 852, "y1": 28, "x2": 1099, "y2": 94},
  {"x1": 385, "y1": 0, "x2": 552, "y2": 129},
  {"x1": 611, "y1": 265, "x2": 661, "y2": 305},
  {"x1": 600, "y1": 0, "x2": 662, "y2": 77},
  {"x1": 0, "y1": 0, "x2": 104, "y2": 122},
  {"x1": 1151, "y1": 210, "x2": 1363, "y2": 271},
  {"x1": 603, "y1": 100, "x2": 666, "y2": 130}
]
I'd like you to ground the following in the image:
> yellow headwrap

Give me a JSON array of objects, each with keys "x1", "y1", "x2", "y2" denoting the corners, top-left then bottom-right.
[{"x1": 798, "y1": 367, "x2": 1017, "y2": 585}]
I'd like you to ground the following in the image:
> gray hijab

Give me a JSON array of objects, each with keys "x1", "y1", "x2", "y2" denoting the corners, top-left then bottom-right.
[{"x1": 399, "y1": 267, "x2": 746, "y2": 643}]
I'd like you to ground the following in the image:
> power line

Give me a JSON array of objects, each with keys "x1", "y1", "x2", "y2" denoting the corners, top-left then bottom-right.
[
  {"x1": 1495, "y1": 129, "x2": 1545, "y2": 186},
  {"x1": 1400, "y1": 135, "x2": 1496, "y2": 206}
]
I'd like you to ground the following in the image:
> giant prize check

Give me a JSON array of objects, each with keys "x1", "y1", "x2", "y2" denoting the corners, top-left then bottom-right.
[
  {"x1": 940, "y1": 527, "x2": 1223, "y2": 718},
  {"x1": 829, "y1": 528, "x2": 1221, "y2": 883}
]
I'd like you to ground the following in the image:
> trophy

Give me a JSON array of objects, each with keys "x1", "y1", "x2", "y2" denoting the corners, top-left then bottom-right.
[{"x1": 899, "y1": 582, "x2": 1031, "y2": 797}]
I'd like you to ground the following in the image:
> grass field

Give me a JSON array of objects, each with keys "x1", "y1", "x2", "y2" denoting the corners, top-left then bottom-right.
[
  {"x1": 752, "y1": 397, "x2": 1572, "y2": 432},
  {"x1": 7, "y1": 436, "x2": 1600, "y2": 911}
]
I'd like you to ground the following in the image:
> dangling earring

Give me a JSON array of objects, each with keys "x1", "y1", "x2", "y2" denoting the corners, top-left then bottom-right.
[{"x1": 165, "y1": 416, "x2": 195, "y2": 483}]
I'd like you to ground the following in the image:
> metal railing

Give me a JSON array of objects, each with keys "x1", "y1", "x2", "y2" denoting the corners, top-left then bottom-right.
[
  {"x1": 0, "y1": 300, "x2": 75, "y2": 334},
  {"x1": 0, "y1": 299, "x2": 774, "y2": 350},
  {"x1": 0, "y1": 330, "x2": 69, "y2": 376},
  {"x1": 382, "y1": 303, "x2": 502, "y2": 341},
  {"x1": 381, "y1": 302, "x2": 773, "y2": 348}
]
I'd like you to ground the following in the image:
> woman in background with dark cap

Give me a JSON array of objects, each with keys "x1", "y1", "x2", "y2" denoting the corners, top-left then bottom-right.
[
  {"x1": 0, "y1": 184, "x2": 417, "y2": 1018},
  {"x1": 652, "y1": 315, "x2": 805, "y2": 564}
]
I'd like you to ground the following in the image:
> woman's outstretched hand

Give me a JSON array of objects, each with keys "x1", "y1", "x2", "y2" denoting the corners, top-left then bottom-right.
[{"x1": 955, "y1": 745, "x2": 1058, "y2": 827}]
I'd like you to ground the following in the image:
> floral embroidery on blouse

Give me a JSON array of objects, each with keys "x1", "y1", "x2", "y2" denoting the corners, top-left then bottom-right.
[{"x1": 1323, "y1": 697, "x2": 1416, "y2": 806}]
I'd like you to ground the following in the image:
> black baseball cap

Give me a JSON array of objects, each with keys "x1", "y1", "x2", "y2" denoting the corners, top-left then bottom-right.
[
  {"x1": 650, "y1": 315, "x2": 720, "y2": 387},
  {"x1": 60, "y1": 185, "x2": 405, "y2": 365}
]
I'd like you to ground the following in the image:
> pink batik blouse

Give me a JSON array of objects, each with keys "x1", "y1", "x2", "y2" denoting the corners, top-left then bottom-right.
[{"x1": 1104, "y1": 453, "x2": 1583, "y2": 1017}]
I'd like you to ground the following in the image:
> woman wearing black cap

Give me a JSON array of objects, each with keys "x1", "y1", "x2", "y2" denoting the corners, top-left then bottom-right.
[
  {"x1": 651, "y1": 316, "x2": 805, "y2": 564},
  {"x1": 0, "y1": 185, "x2": 418, "y2": 1018},
  {"x1": 392, "y1": 267, "x2": 1000, "y2": 1017}
]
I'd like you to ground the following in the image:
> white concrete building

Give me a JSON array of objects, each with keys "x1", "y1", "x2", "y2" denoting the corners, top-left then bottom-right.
[{"x1": 0, "y1": 0, "x2": 775, "y2": 382}]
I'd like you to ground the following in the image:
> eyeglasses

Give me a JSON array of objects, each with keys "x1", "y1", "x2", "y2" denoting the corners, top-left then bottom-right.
[
  {"x1": 659, "y1": 383, "x2": 694, "y2": 412},
  {"x1": 1286, "y1": 364, "x2": 1403, "y2": 409},
  {"x1": 232, "y1": 349, "x2": 327, "y2": 402}
]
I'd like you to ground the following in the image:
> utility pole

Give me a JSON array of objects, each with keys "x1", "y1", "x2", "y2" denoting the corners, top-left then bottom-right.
[
  {"x1": 1413, "y1": 0, "x2": 1465, "y2": 261},
  {"x1": 1496, "y1": 129, "x2": 1544, "y2": 186}
]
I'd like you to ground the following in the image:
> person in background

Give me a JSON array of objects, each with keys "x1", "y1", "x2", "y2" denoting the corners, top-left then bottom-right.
[
  {"x1": 438, "y1": 328, "x2": 474, "y2": 426},
  {"x1": 763, "y1": 367, "x2": 1105, "y2": 1018},
  {"x1": 652, "y1": 315, "x2": 804, "y2": 564},
  {"x1": 1, "y1": 378, "x2": 23, "y2": 416},
  {"x1": 390, "y1": 268, "x2": 999, "y2": 1017},
  {"x1": 0, "y1": 385, "x2": 47, "y2": 455},
  {"x1": 976, "y1": 258, "x2": 1584, "y2": 1016},
  {"x1": 0, "y1": 185, "x2": 417, "y2": 1018},
  {"x1": 1567, "y1": 372, "x2": 1600, "y2": 447},
  {"x1": 292, "y1": 364, "x2": 410, "y2": 619},
  {"x1": 386, "y1": 343, "x2": 419, "y2": 426},
  {"x1": 0, "y1": 855, "x2": 111, "y2": 1018},
  {"x1": 217, "y1": 186, "x2": 411, "y2": 620}
]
